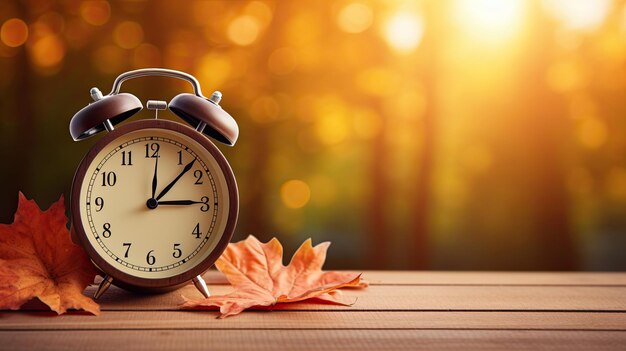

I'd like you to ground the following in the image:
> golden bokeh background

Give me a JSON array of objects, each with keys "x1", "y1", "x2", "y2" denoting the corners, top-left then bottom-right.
[{"x1": 1, "y1": 0, "x2": 625, "y2": 270}]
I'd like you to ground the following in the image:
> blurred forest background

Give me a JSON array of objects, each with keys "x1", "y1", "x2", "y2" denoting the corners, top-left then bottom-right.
[{"x1": 1, "y1": 0, "x2": 625, "y2": 271}]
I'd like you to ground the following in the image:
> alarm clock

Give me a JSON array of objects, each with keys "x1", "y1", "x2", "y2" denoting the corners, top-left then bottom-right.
[{"x1": 69, "y1": 68, "x2": 239, "y2": 299}]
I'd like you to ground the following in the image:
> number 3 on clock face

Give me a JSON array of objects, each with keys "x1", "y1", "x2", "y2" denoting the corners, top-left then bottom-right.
[{"x1": 72, "y1": 120, "x2": 238, "y2": 287}]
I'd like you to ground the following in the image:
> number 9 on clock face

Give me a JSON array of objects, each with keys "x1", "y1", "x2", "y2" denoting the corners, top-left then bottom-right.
[{"x1": 71, "y1": 121, "x2": 238, "y2": 286}]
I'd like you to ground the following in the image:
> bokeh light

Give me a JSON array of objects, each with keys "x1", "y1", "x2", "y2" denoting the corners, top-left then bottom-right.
[
  {"x1": 244, "y1": 1, "x2": 273, "y2": 26},
  {"x1": 546, "y1": 59, "x2": 587, "y2": 92},
  {"x1": 542, "y1": 0, "x2": 612, "y2": 32},
  {"x1": 356, "y1": 68, "x2": 400, "y2": 96},
  {"x1": 454, "y1": 0, "x2": 525, "y2": 42},
  {"x1": 1, "y1": 18, "x2": 29, "y2": 47},
  {"x1": 113, "y1": 21, "x2": 144, "y2": 49},
  {"x1": 29, "y1": 35, "x2": 66, "y2": 69},
  {"x1": 337, "y1": 2, "x2": 374, "y2": 34},
  {"x1": 227, "y1": 15, "x2": 261, "y2": 46},
  {"x1": 196, "y1": 53, "x2": 232, "y2": 87},
  {"x1": 280, "y1": 180, "x2": 312, "y2": 209},
  {"x1": 80, "y1": 0, "x2": 111, "y2": 26},
  {"x1": 577, "y1": 117, "x2": 608, "y2": 149},
  {"x1": 382, "y1": 10, "x2": 424, "y2": 53}
]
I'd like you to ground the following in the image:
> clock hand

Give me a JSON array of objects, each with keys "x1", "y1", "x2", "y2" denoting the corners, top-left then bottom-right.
[
  {"x1": 151, "y1": 156, "x2": 158, "y2": 199},
  {"x1": 158, "y1": 200, "x2": 203, "y2": 205},
  {"x1": 155, "y1": 158, "x2": 196, "y2": 201}
]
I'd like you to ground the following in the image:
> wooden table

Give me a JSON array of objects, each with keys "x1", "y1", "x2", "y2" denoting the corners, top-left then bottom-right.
[{"x1": 1, "y1": 271, "x2": 626, "y2": 350}]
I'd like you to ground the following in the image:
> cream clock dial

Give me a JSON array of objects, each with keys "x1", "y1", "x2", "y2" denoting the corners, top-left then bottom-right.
[
  {"x1": 71, "y1": 120, "x2": 238, "y2": 293},
  {"x1": 79, "y1": 127, "x2": 229, "y2": 279}
]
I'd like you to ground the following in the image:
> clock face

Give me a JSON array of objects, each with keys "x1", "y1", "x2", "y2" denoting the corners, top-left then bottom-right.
[{"x1": 76, "y1": 125, "x2": 234, "y2": 281}]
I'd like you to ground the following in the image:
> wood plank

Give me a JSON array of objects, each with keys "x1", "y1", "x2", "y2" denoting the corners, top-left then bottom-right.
[
  {"x1": 15, "y1": 284, "x2": 626, "y2": 312},
  {"x1": 335, "y1": 271, "x2": 626, "y2": 286},
  {"x1": 1, "y1": 311, "x2": 625, "y2": 331},
  {"x1": 0, "y1": 330, "x2": 625, "y2": 351},
  {"x1": 201, "y1": 270, "x2": 626, "y2": 286}
]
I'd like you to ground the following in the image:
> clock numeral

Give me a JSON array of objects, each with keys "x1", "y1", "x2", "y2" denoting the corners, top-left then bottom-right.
[
  {"x1": 146, "y1": 250, "x2": 156, "y2": 265},
  {"x1": 177, "y1": 150, "x2": 183, "y2": 165},
  {"x1": 102, "y1": 223, "x2": 111, "y2": 238},
  {"x1": 94, "y1": 197, "x2": 104, "y2": 212},
  {"x1": 173, "y1": 243, "x2": 182, "y2": 258},
  {"x1": 192, "y1": 223, "x2": 201, "y2": 239},
  {"x1": 145, "y1": 143, "x2": 160, "y2": 158},
  {"x1": 200, "y1": 196, "x2": 210, "y2": 212},
  {"x1": 123, "y1": 242, "x2": 131, "y2": 258},
  {"x1": 101, "y1": 172, "x2": 117, "y2": 187},
  {"x1": 121, "y1": 150, "x2": 133, "y2": 166},
  {"x1": 194, "y1": 170, "x2": 203, "y2": 185}
]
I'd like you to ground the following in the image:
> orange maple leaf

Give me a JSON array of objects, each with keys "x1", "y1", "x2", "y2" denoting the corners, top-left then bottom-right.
[
  {"x1": 0, "y1": 193, "x2": 100, "y2": 315},
  {"x1": 181, "y1": 235, "x2": 368, "y2": 318}
]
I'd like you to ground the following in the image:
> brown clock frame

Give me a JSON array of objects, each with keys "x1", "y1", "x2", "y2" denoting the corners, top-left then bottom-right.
[{"x1": 70, "y1": 119, "x2": 238, "y2": 292}]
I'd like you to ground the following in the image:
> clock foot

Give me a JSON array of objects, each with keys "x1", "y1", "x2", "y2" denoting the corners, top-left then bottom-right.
[
  {"x1": 192, "y1": 275, "x2": 210, "y2": 298},
  {"x1": 94, "y1": 275, "x2": 113, "y2": 299}
]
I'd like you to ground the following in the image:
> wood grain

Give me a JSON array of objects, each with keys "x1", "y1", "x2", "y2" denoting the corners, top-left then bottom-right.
[
  {"x1": 1, "y1": 311, "x2": 625, "y2": 331},
  {"x1": 0, "y1": 330, "x2": 625, "y2": 351},
  {"x1": 3, "y1": 271, "x2": 626, "y2": 350},
  {"x1": 202, "y1": 270, "x2": 626, "y2": 286},
  {"x1": 68, "y1": 284, "x2": 626, "y2": 312},
  {"x1": 360, "y1": 271, "x2": 626, "y2": 286}
]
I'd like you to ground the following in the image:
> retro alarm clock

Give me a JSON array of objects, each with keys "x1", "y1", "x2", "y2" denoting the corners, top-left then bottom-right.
[{"x1": 69, "y1": 68, "x2": 238, "y2": 299}]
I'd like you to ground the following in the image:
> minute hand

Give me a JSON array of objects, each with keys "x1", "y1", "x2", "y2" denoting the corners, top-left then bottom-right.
[
  {"x1": 158, "y1": 200, "x2": 203, "y2": 205},
  {"x1": 155, "y1": 159, "x2": 196, "y2": 200}
]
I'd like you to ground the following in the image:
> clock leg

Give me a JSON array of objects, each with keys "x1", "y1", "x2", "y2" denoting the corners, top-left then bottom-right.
[
  {"x1": 192, "y1": 275, "x2": 210, "y2": 298},
  {"x1": 94, "y1": 275, "x2": 114, "y2": 299}
]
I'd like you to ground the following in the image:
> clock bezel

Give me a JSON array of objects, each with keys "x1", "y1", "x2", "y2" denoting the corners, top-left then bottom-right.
[{"x1": 70, "y1": 119, "x2": 238, "y2": 290}]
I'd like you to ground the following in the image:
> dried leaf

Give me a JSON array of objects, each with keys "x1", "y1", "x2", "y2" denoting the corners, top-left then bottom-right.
[
  {"x1": 0, "y1": 193, "x2": 100, "y2": 315},
  {"x1": 181, "y1": 235, "x2": 367, "y2": 318}
]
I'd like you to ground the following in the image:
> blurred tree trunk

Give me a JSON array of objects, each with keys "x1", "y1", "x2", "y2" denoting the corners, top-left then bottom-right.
[
  {"x1": 367, "y1": 105, "x2": 388, "y2": 268},
  {"x1": 410, "y1": 2, "x2": 440, "y2": 269},
  {"x1": 1, "y1": 2, "x2": 34, "y2": 223},
  {"x1": 239, "y1": 3, "x2": 289, "y2": 238},
  {"x1": 521, "y1": 2, "x2": 577, "y2": 269}
]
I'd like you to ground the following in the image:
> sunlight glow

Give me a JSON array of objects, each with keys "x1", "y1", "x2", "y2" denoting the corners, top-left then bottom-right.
[
  {"x1": 542, "y1": 0, "x2": 612, "y2": 32},
  {"x1": 382, "y1": 11, "x2": 424, "y2": 53},
  {"x1": 454, "y1": 0, "x2": 525, "y2": 42},
  {"x1": 622, "y1": 4, "x2": 626, "y2": 35}
]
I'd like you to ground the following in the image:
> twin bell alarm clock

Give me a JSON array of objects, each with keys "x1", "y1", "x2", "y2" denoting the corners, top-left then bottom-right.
[{"x1": 68, "y1": 68, "x2": 239, "y2": 299}]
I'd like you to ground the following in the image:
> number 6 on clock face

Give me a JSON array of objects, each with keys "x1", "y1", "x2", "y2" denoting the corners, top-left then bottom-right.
[{"x1": 71, "y1": 120, "x2": 238, "y2": 289}]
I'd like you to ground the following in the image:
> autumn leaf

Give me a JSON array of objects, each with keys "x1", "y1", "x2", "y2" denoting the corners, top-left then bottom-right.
[
  {"x1": 181, "y1": 235, "x2": 368, "y2": 318},
  {"x1": 0, "y1": 193, "x2": 100, "y2": 315}
]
